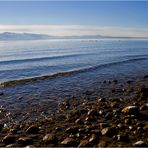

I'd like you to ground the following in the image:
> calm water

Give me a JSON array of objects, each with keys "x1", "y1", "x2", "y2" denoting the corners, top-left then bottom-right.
[{"x1": 0, "y1": 39, "x2": 148, "y2": 83}]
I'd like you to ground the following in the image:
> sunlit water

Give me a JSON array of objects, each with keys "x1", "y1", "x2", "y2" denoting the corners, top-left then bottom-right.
[{"x1": 0, "y1": 38, "x2": 148, "y2": 83}]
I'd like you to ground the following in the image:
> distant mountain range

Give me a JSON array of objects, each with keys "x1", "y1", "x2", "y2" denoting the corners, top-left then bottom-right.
[{"x1": 0, "y1": 32, "x2": 147, "y2": 40}]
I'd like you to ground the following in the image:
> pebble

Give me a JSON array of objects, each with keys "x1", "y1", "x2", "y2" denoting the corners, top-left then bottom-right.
[
  {"x1": 101, "y1": 127, "x2": 117, "y2": 137},
  {"x1": 61, "y1": 137, "x2": 76, "y2": 146},
  {"x1": 43, "y1": 134, "x2": 57, "y2": 144},
  {"x1": 0, "y1": 92, "x2": 4, "y2": 96},
  {"x1": 122, "y1": 106, "x2": 139, "y2": 115},
  {"x1": 17, "y1": 137, "x2": 33, "y2": 146},
  {"x1": 2, "y1": 135, "x2": 16, "y2": 144},
  {"x1": 65, "y1": 126, "x2": 79, "y2": 134},
  {"x1": 26, "y1": 125, "x2": 39, "y2": 134},
  {"x1": 89, "y1": 134, "x2": 99, "y2": 144},
  {"x1": 78, "y1": 140, "x2": 90, "y2": 147},
  {"x1": 133, "y1": 140, "x2": 146, "y2": 147}
]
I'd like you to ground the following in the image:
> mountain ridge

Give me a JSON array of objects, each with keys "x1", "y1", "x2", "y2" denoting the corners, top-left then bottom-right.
[{"x1": 0, "y1": 32, "x2": 147, "y2": 40}]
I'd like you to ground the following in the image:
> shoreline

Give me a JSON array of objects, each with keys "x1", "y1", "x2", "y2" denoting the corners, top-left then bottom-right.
[{"x1": 0, "y1": 74, "x2": 147, "y2": 147}]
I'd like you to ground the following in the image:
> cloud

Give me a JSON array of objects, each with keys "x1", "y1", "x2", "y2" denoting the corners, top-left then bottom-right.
[{"x1": 0, "y1": 25, "x2": 148, "y2": 37}]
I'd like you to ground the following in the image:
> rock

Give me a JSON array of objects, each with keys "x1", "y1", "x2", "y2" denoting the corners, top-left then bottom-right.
[
  {"x1": 2, "y1": 135, "x2": 16, "y2": 144},
  {"x1": 116, "y1": 134, "x2": 129, "y2": 142},
  {"x1": 26, "y1": 125, "x2": 39, "y2": 134},
  {"x1": 138, "y1": 87, "x2": 148, "y2": 99},
  {"x1": 105, "y1": 112, "x2": 113, "y2": 120},
  {"x1": 99, "y1": 97, "x2": 106, "y2": 102},
  {"x1": 126, "y1": 80, "x2": 133, "y2": 84},
  {"x1": 25, "y1": 145, "x2": 35, "y2": 148},
  {"x1": 43, "y1": 134, "x2": 58, "y2": 144},
  {"x1": 133, "y1": 141, "x2": 146, "y2": 147},
  {"x1": 85, "y1": 116, "x2": 94, "y2": 123},
  {"x1": 140, "y1": 103, "x2": 148, "y2": 111},
  {"x1": 65, "y1": 126, "x2": 79, "y2": 134},
  {"x1": 0, "y1": 92, "x2": 4, "y2": 96},
  {"x1": 101, "y1": 127, "x2": 117, "y2": 137},
  {"x1": 122, "y1": 106, "x2": 139, "y2": 115},
  {"x1": 61, "y1": 137, "x2": 76, "y2": 146},
  {"x1": 98, "y1": 141, "x2": 108, "y2": 148},
  {"x1": 87, "y1": 109, "x2": 98, "y2": 116},
  {"x1": 144, "y1": 75, "x2": 148, "y2": 78},
  {"x1": 112, "y1": 80, "x2": 118, "y2": 83},
  {"x1": 89, "y1": 134, "x2": 99, "y2": 145},
  {"x1": 6, "y1": 144, "x2": 18, "y2": 147},
  {"x1": 75, "y1": 119, "x2": 83, "y2": 124},
  {"x1": 0, "y1": 124, "x2": 3, "y2": 131},
  {"x1": 17, "y1": 137, "x2": 33, "y2": 146},
  {"x1": 78, "y1": 140, "x2": 90, "y2": 147}
]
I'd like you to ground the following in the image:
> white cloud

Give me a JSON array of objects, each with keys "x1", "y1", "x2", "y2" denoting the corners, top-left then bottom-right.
[{"x1": 0, "y1": 25, "x2": 148, "y2": 37}]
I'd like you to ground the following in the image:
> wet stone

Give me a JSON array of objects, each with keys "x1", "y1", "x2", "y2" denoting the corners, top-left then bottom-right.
[
  {"x1": 61, "y1": 137, "x2": 77, "y2": 146},
  {"x1": 116, "y1": 134, "x2": 129, "y2": 142},
  {"x1": 2, "y1": 135, "x2": 16, "y2": 145},
  {"x1": 122, "y1": 106, "x2": 139, "y2": 115},
  {"x1": 0, "y1": 92, "x2": 4, "y2": 96},
  {"x1": 75, "y1": 119, "x2": 83, "y2": 124},
  {"x1": 43, "y1": 134, "x2": 58, "y2": 144},
  {"x1": 26, "y1": 125, "x2": 39, "y2": 134},
  {"x1": 101, "y1": 127, "x2": 117, "y2": 137},
  {"x1": 98, "y1": 141, "x2": 108, "y2": 148},
  {"x1": 0, "y1": 124, "x2": 3, "y2": 131},
  {"x1": 78, "y1": 140, "x2": 90, "y2": 147},
  {"x1": 133, "y1": 141, "x2": 146, "y2": 147},
  {"x1": 87, "y1": 109, "x2": 98, "y2": 116},
  {"x1": 17, "y1": 137, "x2": 33, "y2": 146},
  {"x1": 89, "y1": 134, "x2": 99, "y2": 145},
  {"x1": 65, "y1": 126, "x2": 79, "y2": 134}
]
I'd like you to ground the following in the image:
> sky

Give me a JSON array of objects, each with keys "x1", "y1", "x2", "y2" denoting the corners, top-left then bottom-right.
[{"x1": 0, "y1": 1, "x2": 148, "y2": 37}]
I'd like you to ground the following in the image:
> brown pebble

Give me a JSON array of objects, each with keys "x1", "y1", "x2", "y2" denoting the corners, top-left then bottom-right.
[{"x1": 43, "y1": 134, "x2": 58, "y2": 144}]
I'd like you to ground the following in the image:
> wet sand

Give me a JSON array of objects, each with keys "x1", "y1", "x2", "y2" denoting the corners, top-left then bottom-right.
[{"x1": 0, "y1": 73, "x2": 147, "y2": 147}]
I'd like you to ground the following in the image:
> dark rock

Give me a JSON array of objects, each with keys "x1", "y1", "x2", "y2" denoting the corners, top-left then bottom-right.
[
  {"x1": 122, "y1": 106, "x2": 139, "y2": 115},
  {"x1": 101, "y1": 127, "x2": 117, "y2": 137},
  {"x1": 105, "y1": 112, "x2": 113, "y2": 120},
  {"x1": 85, "y1": 116, "x2": 94, "y2": 123},
  {"x1": 0, "y1": 92, "x2": 4, "y2": 96},
  {"x1": 97, "y1": 98, "x2": 106, "y2": 103},
  {"x1": 112, "y1": 80, "x2": 118, "y2": 83},
  {"x1": 2, "y1": 135, "x2": 16, "y2": 144},
  {"x1": 89, "y1": 134, "x2": 99, "y2": 145},
  {"x1": 0, "y1": 124, "x2": 3, "y2": 131},
  {"x1": 140, "y1": 103, "x2": 148, "y2": 111},
  {"x1": 61, "y1": 137, "x2": 77, "y2": 146},
  {"x1": 43, "y1": 134, "x2": 58, "y2": 144},
  {"x1": 116, "y1": 134, "x2": 129, "y2": 142},
  {"x1": 65, "y1": 126, "x2": 79, "y2": 134},
  {"x1": 87, "y1": 109, "x2": 98, "y2": 116},
  {"x1": 17, "y1": 137, "x2": 33, "y2": 146},
  {"x1": 75, "y1": 119, "x2": 83, "y2": 124},
  {"x1": 133, "y1": 141, "x2": 147, "y2": 147},
  {"x1": 99, "y1": 123, "x2": 109, "y2": 129},
  {"x1": 144, "y1": 75, "x2": 148, "y2": 78},
  {"x1": 126, "y1": 80, "x2": 133, "y2": 84},
  {"x1": 26, "y1": 125, "x2": 39, "y2": 134}
]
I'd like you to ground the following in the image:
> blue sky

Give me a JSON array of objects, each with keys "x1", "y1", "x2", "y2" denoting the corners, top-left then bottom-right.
[{"x1": 0, "y1": 1, "x2": 148, "y2": 37}]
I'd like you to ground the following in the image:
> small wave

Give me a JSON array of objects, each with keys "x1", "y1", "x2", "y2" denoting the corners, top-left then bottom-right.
[
  {"x1": 1, "y1": 57, "x2": 148, "y2": 87},
  {"x1": 0, "y1": 53, "x2": 91, "y2": 65}
]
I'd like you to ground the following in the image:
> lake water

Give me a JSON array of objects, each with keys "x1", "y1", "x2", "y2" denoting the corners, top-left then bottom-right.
[{"x1": 0, "y1": 38, "x2": 148, "y2": 83}]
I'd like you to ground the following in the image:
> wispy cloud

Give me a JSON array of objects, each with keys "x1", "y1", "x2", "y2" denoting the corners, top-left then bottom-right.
[{"x1": 0, "y1": 25, "x2": 148, "y2": 37}]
